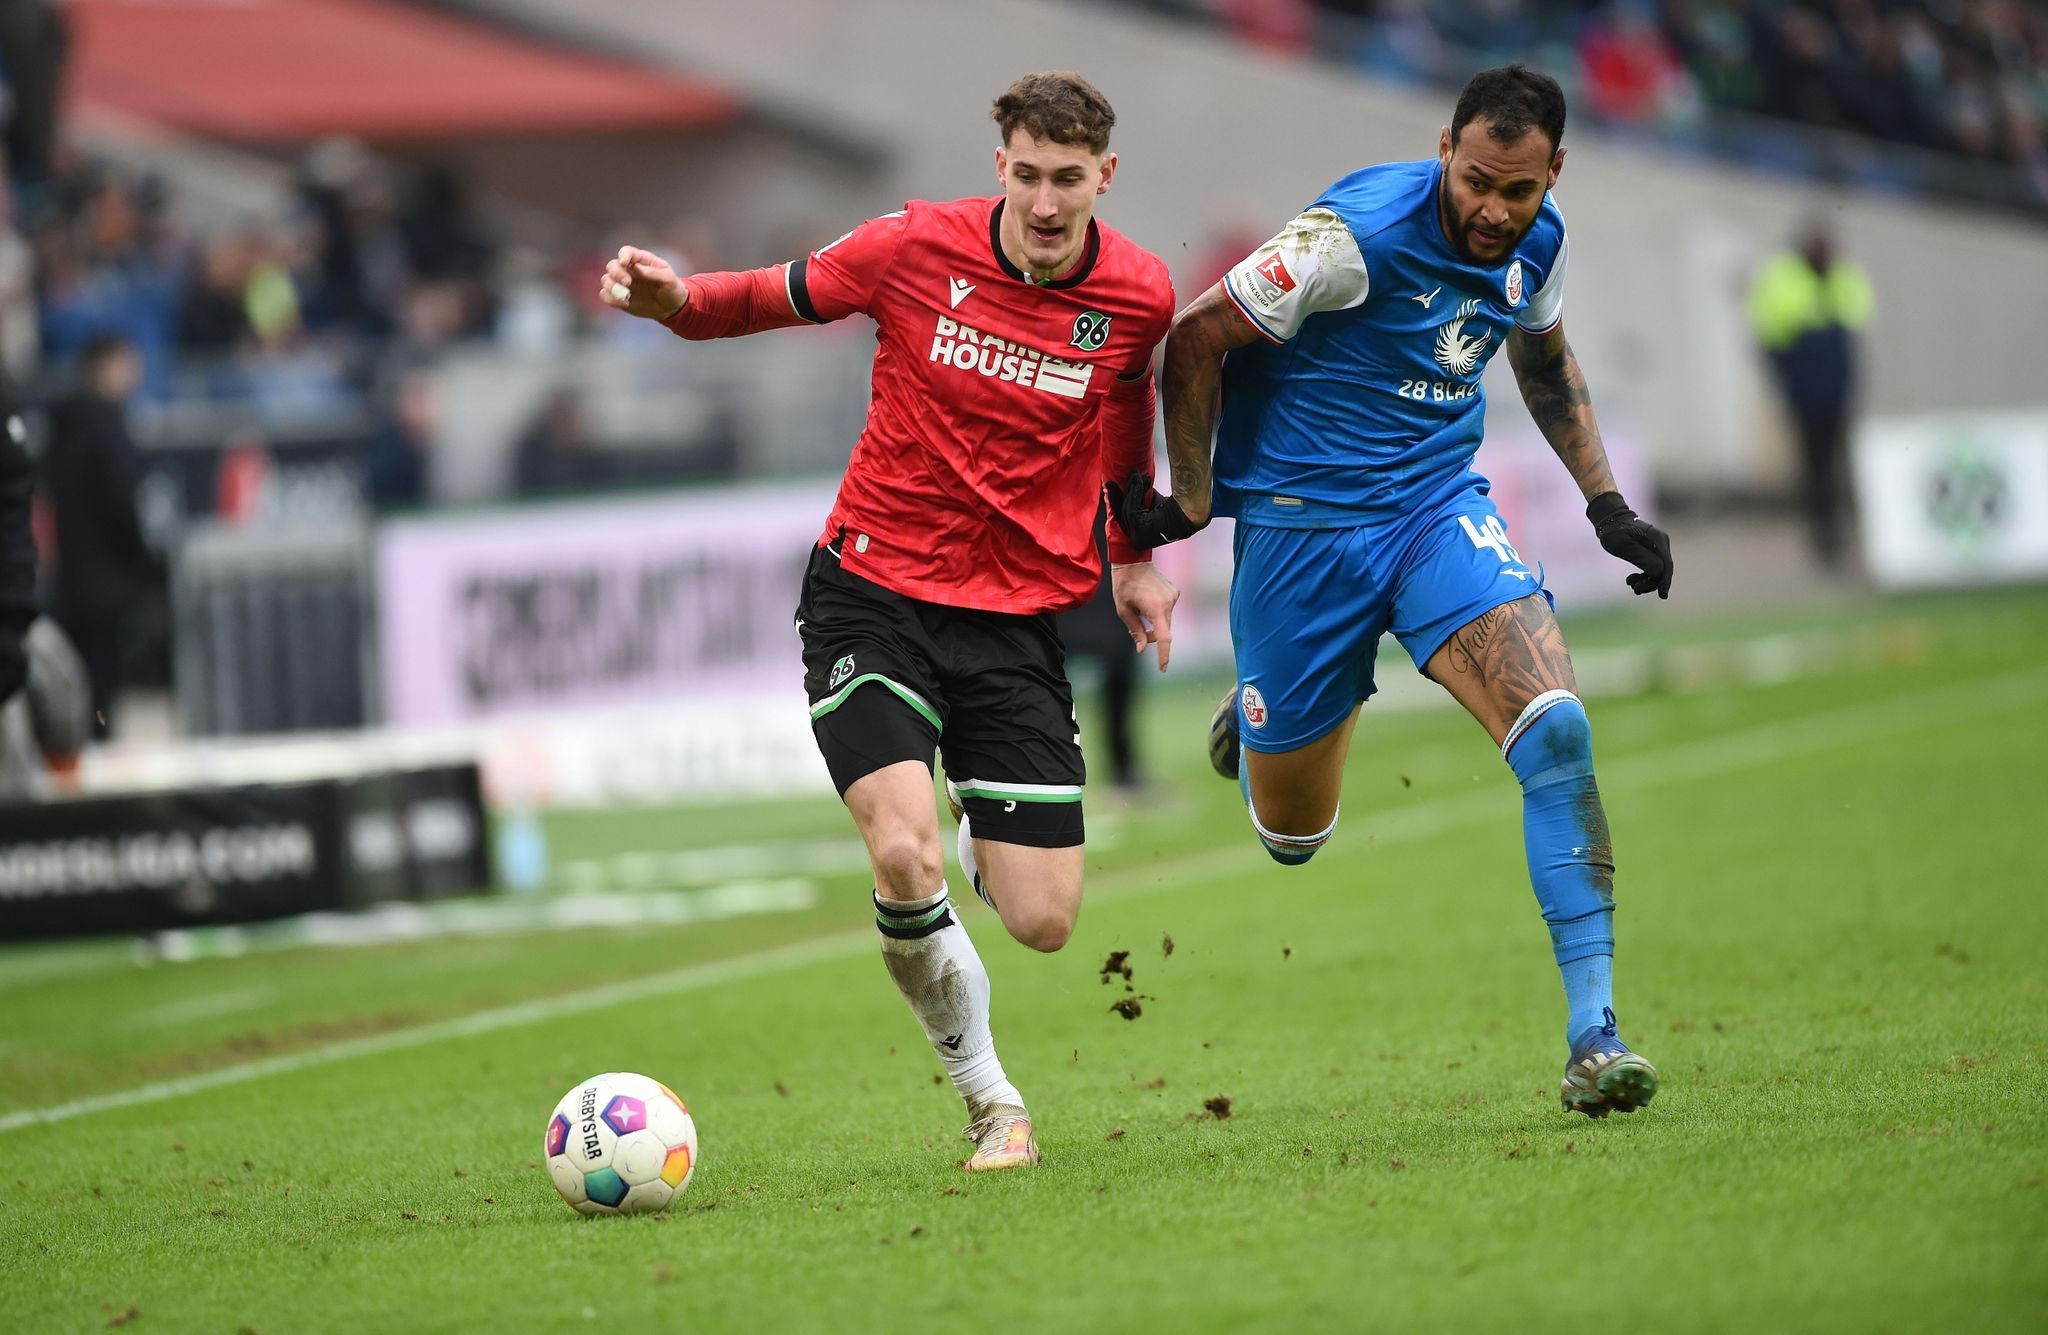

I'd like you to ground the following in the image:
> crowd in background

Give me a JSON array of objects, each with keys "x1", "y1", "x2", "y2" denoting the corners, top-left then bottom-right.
[
  {"x1": 1112, "y1": 0, "x2": 2048, "y2": 210},
  {"x1": 35, "y1": 147, "x2": 561, "y2": 416},
  {"x1": 15, "y1": 139, "x2": 750, "y2": 492},
  {"x1": 0, "y1": 0, "x2": 2025, "y2": 740}
]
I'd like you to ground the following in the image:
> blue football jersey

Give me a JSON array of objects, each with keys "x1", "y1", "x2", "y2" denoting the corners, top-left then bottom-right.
[{"x1": 1214, "y1": 158, "x2": 1568, "y2": 526}]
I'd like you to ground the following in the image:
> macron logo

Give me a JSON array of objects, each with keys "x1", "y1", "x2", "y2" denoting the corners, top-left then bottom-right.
[{"x1": 948, "y1": 277, "x2": 975, "y2": 309}]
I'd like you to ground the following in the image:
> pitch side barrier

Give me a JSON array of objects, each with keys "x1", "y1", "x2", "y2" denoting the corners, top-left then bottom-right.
[
  {"x1": 1851, "y1": 410, "x2": 2048, "y2": 590},
  {"x1": 0, "y1": 763, "x2": 490, "y2": 941}
]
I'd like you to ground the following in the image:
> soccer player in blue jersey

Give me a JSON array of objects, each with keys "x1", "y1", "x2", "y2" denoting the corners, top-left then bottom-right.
[{"x1": 1109, "y1": 65, "x2": 1674, "y2": 1117}]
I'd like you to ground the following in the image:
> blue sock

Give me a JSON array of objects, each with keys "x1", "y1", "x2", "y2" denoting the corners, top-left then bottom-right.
[
  {"x1": 1560, "y1": 956, "x2": 1614, "y2": 1042},
  {"x1": 1239, "y1": 747, "x2": 1330, "y2": 865},
  {"x1": 1502, "y1": 691, "x2": 1616, "y2": 1042}
]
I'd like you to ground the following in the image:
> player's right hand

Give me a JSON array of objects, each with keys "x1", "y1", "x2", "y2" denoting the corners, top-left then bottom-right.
[
  {"x1": 1105, "y1": 472, "x2": 1207, "y2": 550},
  {"x1": 600, "y1": 246, "x2": 687, "y2": 321}
]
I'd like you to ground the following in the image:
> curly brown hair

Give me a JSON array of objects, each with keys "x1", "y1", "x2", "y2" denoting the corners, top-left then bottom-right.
[{"x1": 991, "y1": 72, "x2": 1115, "y2": 155}]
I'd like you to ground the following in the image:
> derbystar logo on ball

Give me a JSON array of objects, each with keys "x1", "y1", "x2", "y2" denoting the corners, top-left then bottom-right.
[{"x1": 545, "y1": 1072, "x2": 698, "y2": 1216}]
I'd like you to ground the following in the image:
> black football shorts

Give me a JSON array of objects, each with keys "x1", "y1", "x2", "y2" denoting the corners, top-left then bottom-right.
[{"x1": 795, "y1": 540, "x2": 1085, "y2": 849}]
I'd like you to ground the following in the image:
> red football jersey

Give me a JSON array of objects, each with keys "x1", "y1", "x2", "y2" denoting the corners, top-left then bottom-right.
[{"x1": 792, "y1": 196, "x2": 1175, "y2": 613}]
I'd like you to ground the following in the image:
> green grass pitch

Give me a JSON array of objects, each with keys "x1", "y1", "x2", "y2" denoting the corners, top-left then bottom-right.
[{"x1": 2, "y1": 589, "x2": 2045, "y2": 1332}]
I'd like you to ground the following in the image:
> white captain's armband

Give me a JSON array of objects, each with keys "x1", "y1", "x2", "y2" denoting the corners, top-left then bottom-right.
[
  {"x1": 1221, "y1": 207, "x2": 1370, "y2": 343},
  {"x1": 1515, "y1": 228, "x2": 1568, "y2": 333}
]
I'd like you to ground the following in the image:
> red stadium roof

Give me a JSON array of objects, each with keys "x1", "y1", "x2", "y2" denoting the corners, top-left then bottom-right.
[{"x1": 66, "y1": 0, "x2": 740, "y2": 141}]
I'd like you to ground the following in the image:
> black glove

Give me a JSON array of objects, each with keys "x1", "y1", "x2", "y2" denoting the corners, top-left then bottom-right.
[
  {"x1": 1587, "y1": 491, "x2": 1673, "y2": 599},
  {"x1": 1104, "y1": 472, "x2": 1207, "y2": 550}
]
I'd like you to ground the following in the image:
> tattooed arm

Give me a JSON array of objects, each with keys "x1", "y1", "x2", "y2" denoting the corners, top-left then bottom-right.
[
  {"x1": 1509, "y1": 320, "x2": 1675, "y2": 598},
  {"x1": 1158, "y1": 283, "x2": 1264, "y2": 524},
  {"x1": 1504, "y1": 321, "x2": 1616, "y2": 502}
]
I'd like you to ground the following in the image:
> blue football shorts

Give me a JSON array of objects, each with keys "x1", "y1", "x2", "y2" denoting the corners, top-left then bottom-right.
[{"x1": 1227, "y1": 488, "x2": 1554, "y2": 753}]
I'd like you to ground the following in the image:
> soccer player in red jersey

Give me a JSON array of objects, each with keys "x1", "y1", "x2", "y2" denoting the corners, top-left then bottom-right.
[{"x1": 601, "y1": 73, "x2": 1177, "y2": 1170}]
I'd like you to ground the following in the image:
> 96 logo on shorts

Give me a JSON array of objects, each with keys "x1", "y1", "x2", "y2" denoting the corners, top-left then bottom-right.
[{"x1": 1240, "y1": 683, "x2": 1269, "y2": 729}]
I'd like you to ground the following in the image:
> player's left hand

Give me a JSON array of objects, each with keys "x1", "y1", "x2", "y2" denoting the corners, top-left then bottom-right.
[
  {"x1": 1587, "y1": 491, "x2": 1674, "y2": 599},
  {"x1": 1110, "y1": 561, "x2": 1180, "y2": 671},
  {"x1": 1105, "y1": 472, "x2": 1207, "y2": 550}
]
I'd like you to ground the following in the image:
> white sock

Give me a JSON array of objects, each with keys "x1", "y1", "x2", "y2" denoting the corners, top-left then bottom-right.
[{"x1": 874, "y1": 884, "x2": 1023, "y2": 1114}]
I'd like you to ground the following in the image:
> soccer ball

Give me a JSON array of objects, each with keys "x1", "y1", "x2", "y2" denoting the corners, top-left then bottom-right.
[{"x1": 544, "y1": 1072, "x2": 698, "y2": 1215}]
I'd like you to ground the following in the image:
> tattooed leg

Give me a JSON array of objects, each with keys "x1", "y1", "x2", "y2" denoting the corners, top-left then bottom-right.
[
  {"x1": 1422, "y1": 593, "x2": 1577, "y2": 746},
  {"x1": 1427, "y1": 594, "x2": 1631, "y2": 1059}
]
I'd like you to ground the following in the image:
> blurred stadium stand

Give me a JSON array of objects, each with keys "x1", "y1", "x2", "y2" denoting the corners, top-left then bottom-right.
[
  {"x1": 0, "y1": 0, "x2": 2036, "y2": 788},
  {"x1": 1102, "y1": 0, "x2": 2048, "y2": 218}
]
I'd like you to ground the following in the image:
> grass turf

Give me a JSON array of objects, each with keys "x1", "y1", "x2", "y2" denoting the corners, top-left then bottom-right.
[{"x1": 1, "y1": 590, "x2": 2045, "y2": 1332}]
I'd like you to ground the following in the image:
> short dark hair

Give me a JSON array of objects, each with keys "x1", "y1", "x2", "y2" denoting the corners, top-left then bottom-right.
[
  {"x1": 991, "y1": 71, "x2": 1116, "y2": 155},
  {"x1": 1450, "y1": 65, "x2": 1567, "y2": 154}
]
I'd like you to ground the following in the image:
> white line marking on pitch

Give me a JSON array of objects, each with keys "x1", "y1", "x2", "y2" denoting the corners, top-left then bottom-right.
[
  {"x1": 0, "y1": 936, "x2": 870, "y2": 1135},
  {"x1": 131, "y1": 987, "x2": 276, "y2": 1030},
  {"x1": 4, "y1": 663, "x2": 2040, "y2": 1135}
]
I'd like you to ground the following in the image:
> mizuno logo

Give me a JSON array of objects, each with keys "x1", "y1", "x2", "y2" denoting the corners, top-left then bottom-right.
[
  {"x1": 948, "y1": 277, "x2": 975, "y2": 309},
  {"x1": 1412, "y1": 287, "x2": 1441, "y2": 309}
]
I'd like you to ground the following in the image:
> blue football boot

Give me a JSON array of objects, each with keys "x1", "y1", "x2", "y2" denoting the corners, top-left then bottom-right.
[{"x1": 1561, "y1": 1008, "x2": 1659, "y2": 1118}]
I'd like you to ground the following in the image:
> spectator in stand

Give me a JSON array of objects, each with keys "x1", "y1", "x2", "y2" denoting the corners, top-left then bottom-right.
[
  {"x1": 1834, "y1": 7, "x2": 1945, "y2": 150},
  {"x1": 0, "y1": 379, "x2": 34, "y2": 710},
  {"x1": 1217, "y1": 0, "x2": 1314, "y2": 55},
  {"x1": 41, "y1": 334, "x2": 162, "y2": 733},
  {"x1": 289, "y1": 140, "x2": 411, "y2": 341},
  {"x1": 362, "y1": 366, "x2": 437, "y2": 511},
  {"x1": 176, "y1": 230, "x2": 258, "y2": 355},
  {"x1": 1338, "y1": 0, "x2": 1448, "y2": 86},
  {"x1": 1657, "y1": 0, "x2": 1760, "y2": 114},
  {"x1": 36, "y1": 168, "x2": 180, "y2": 398},
  {"x1": 511, "y1": 386, "x2": 605, "y2": 498},
  {"x1": 1748, "y1": 222, "x2": 1874, "y2": 570},
  {"x1": 1577, "y1": 0, "x2": 1697, "y2": 128},
  {"x1": 1442, "y1": 0, "x2": 1542, "y2": 68},
  {"x1": 397, "y1": 162, "x2": 494, "y2": 337},
  {"x1": 1274, "y1": 0, "x2": 2048, "y2": 205},
  {"x1": 495, "y1": 245, "x2": 576, "y2": 356}
]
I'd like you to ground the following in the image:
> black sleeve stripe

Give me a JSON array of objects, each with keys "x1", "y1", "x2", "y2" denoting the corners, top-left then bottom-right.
[
  {"x1": 786, "y1": 257, "x2": 824, "y2": 324},
  {"x1": 1116, "y1": 366, "x2": 1151, "y2": 382}
]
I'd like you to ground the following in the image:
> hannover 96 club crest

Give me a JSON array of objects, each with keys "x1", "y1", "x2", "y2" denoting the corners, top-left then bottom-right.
[{"x1": 1070, "y1": 310, "x2": 1111, "y2": 351}]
